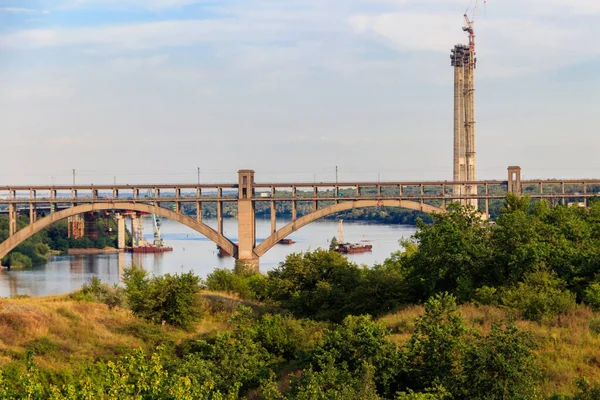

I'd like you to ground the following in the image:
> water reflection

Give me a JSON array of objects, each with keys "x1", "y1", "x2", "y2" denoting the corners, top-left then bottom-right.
[{"x1": 0, "y1": 218, "x2": 416, "y2": 297}]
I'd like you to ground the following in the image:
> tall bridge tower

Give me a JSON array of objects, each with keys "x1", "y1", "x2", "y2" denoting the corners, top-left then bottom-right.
[{"x1": 451, "y1": 4, "x2": 480, "y2": 208}]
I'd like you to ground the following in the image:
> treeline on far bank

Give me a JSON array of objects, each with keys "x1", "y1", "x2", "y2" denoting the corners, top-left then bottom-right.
[{"x1": 0, "y1": 217, "x2": 118, "y2": 267}]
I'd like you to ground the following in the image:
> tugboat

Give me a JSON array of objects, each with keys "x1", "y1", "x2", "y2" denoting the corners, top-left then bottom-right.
[{"x1": 333, "y1": 220, "x2": 372, "y2": 254}]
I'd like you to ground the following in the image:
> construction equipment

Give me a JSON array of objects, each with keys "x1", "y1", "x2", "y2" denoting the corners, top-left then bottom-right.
[
  {"x1": 146, "y1": 189, "x2": 166, "y2": 247},
  {"x1": 451, "y1": 0, "x2": 487, "y2": 208}
]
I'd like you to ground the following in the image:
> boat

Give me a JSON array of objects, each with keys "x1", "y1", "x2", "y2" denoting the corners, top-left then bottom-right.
[
  {"x1": 278, "y1": 238, "x2": 296, "y2": 245},
  {"x1": 131, "y1": 246, "x2": 173, "y2": 253},
  {"x1": 333, "y1": 220, "x2": 373, "y2": 254},
  {"x1": 335, "y1": 242, "x2": 373, "y2": 254},
  {"x1": 217, "y1": 246, "x2": 231, "y2": 257}
]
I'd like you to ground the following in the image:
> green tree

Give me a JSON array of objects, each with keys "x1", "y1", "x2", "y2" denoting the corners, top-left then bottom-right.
[
  {"x1": 461, "y1": 323, "x2": 540, "y2": 399},
  {"x1": 403, "y1": 203, "x2": 492, "y2": 302}
]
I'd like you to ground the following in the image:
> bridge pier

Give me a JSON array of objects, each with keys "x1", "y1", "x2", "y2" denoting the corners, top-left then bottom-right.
[
  {"x1": 116, "y1": 214, "x2": 126, "y2": 249},
  {"x1": 237, "y1": 170, "x2": 259, "y2": 270}
]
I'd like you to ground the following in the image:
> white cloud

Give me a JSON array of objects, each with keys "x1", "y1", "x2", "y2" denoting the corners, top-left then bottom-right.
[
  {"x1": 0, "y1": 7, "x2": 49, "y2": 14},
  {"x1": 108, "y1": 53, "x2": 170, "y2": 69}
]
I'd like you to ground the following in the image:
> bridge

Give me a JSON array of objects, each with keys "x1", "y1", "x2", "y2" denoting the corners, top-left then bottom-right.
[{"x1": 1, "y1": 166, "x2": 599, "y2": 269}]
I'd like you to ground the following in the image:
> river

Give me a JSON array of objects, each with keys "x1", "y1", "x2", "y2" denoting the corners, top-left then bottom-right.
[{"x1": 0, "y1": 218, "x2": 416, "y2": 297}]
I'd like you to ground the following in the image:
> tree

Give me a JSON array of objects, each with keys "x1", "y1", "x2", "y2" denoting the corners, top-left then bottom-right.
[{"x1": 403, "y1": 204, "x2": 492, "y2": 301}]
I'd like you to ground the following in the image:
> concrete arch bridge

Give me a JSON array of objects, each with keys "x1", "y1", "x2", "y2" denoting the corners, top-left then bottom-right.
[{"x1": 1, "y1": 167, "x2": 596, "y2": 269}]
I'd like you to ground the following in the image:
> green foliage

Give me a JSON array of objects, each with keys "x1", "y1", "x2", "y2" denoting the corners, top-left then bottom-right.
[
  {"x1": 329, "y1": 236, "x2": 339, "y2": 251},
  {"x1": 402, "y1": 293, "x2": 466, "y2": 393},
  {"x1": 588, "y1": 317, "x2": 600, "y2": 335},
  {"x1": 583, "y1": 283, "x2": 600, "y2": 311},
  {"x1": 266, "y1": 249, "x2": 365, "y2": 321},
  {"x1": 310, "y1": 315, "x2": 401, "y2": 397},
  {"x1": 72, "y1": 276, "x2": 127, "y2": 310},
  {"x1": 250, "y1": 313, "x2": 323, "y2": 359},
  {"x1": 500, "y1": 269, "x2": 576, "y2": 322},
  {"x1": 288, "y1": 360, "x2": 382, "y2": 400},
  {"x1": 204, "y1": 268, "x2": 267, "y2": 300},
  {"x1": 461, "y1": 323, "x2": 540, "y2": 399},
  {"x1": 2, "y1": 252, "x2": 32, "y2": 268},
  {"x1": 402, "y1": 203, "x2": 492, "y2": 302},
  {"x1": 123, "y1": 267, "x2": 201, "y2": 329},
  {"x1": 472, "y1": 286, "x2": 499, "y2": 306}
]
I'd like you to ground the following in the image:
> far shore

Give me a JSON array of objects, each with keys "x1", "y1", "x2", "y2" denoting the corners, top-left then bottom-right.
[{"x1": 67, "y1": 248, "x2": 124, "y2": 255}]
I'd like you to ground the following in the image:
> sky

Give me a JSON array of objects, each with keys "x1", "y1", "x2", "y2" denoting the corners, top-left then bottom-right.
[{"x1": 0, "y1": 0, "x2": 599, "y2": 185}]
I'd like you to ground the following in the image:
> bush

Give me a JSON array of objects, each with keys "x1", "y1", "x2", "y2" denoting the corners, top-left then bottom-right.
[
  {"x1": 584, "y1": 283, "x2": 600, "y2": 311},
  {"x1": 123, "y1": 267, "x2": 201, "y2": 330},
  {"x1": 500, "y1": 269, "x2": 576, "y2": 322},
  {"x1": 3, "y1": 252, "x2": 32, "y2": 268},
  {"x1": 265, "y1": 249, "x2": 365, "y2": 321},
  {"x1": 204, "y1": 268, "x2": 266, "y2": 300},
  {"x1": 402, "y1": 293, "x2": 467, "y2": 394},
  {"x1": 461, "y1": 323, "x2": 540, "y2": 399},
  {"x1": 250, "y1": 314, "x2": 323, "y2": 359},
  {"x1": 473, "y1": 286, "x2": 499, "y2": 306},
  {"x1": 589, "y1": 318, "x2": 600, "y2": 335},
  {"x1": 72, "y1": 277, "x2": 127, "y2": 310}
]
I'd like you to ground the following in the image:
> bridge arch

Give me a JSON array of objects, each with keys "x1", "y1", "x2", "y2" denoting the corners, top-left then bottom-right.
[
  {"x1": 0, "y1": 203, "x2": 237, "y2": 261},
  {"x1": 254, "y1": 199, "x2": 444, "y2": 257}
]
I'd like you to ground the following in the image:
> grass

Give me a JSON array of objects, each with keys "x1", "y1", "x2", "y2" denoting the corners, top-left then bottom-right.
[
  {"x1": 379, "y1": 303, "x2": 600, "y2": 397},
  {"x1": 1, "y1": 292, "x2": 599, "y2": 397},
  {"x1": 0, "y1": 291, "x2": 249, "y2": 374}
]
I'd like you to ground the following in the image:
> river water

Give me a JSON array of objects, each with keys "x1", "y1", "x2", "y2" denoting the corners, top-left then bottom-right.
[{"x1": 0, "y1": 218, "x2": 416, "y2": 297}]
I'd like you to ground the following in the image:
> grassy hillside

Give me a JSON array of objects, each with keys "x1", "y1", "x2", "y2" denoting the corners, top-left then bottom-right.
[{"x1": 0, "y1": 293, "x2": 599, "y2": 397}]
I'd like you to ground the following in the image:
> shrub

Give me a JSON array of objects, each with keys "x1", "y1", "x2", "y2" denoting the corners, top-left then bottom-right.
[
  {"x1": 310, "y1": 315, "x2": 401, "y2": 397},
  {"x1": 250, "y1": 314, "x2": 323, "y2": 359},
  {"x1": 265, "y1": 249, "x2": 365, "y2": 321},
  {"x1": 123, "y1": 268, "x2": 202, "y2": 330},
  {"x1": 584, "y1": 283, "x2": 600, "y2": 311},
  {"x1": 204, "y1": 268, "x2": 267, "y2": 300},
  {"x1": 73, "y1": 276, "x2": 127, "y2": 310},
  {"x1": 461, "y1": 322, "x2": 540, "y2": 399},
  {"x1": 500, "y1": 269, "x2": 576, "y2": 322},
  {"x1": 473, "y1": 286, "x2": 499, "y2": 306},
  {"x1": 3, "y1": 252, "x2": 32, "y2": 268},
  {"x1": 589, "y1": 318, "x2": 600, "y2": 335},
  {"x1": 402, "y1": 293, "x2": 467, "y2": 394},
  {"x1": 289, "y1": 360, "x2": 381, "y2": 400}
]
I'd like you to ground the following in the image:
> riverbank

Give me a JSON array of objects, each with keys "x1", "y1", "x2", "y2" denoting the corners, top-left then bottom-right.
[{"x1": 67, "y1": 247, "x2": 122, "y2": 255}]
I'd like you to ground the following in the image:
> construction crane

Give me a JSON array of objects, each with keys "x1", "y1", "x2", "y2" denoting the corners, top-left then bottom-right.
[
  {"x1": 462, "y1": 0, "x2": 486, "y2": 57},
  {"x1": 146, "y1": 189, "x2": 166, "y2": 247}
]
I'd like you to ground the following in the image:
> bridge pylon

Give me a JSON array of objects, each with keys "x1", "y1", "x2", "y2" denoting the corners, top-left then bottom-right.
[{"x1": 237, "y1": 169, "x2": 259, "y2": 271}]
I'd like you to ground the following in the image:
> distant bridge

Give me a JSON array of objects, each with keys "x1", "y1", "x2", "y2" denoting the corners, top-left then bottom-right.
[{"x1": 1, "y1": 166, "x2": 598, "y2": 269}]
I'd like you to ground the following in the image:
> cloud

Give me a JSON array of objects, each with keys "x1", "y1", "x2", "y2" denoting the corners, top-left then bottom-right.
[
  {"x1": 107, "y1": 54, "x2": 170, "y2": 68},
  {"x1": 0, "y1": 7, "x2": 49, "y2": 14},
  {"x1": 63, "y1": 0, "x2": 213, "y2": 11}
]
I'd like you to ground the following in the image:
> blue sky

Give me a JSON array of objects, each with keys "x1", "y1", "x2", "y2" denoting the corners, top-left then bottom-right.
[{"x1": 0, "y1": 0, "x2": 599, "y2": 184}]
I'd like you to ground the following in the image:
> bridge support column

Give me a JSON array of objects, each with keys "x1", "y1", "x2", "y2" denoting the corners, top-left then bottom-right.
[
  {"x1": 116, "y1": 214, "x2": 126, "y2": 250},
  {"x1": 196, "y1": 201, "x2": 202, "y2": 223},
  {"x1": 8, "y1": 203, "x2": 17, "y2": 237},
  {"x1": 238, "y1": 170, "x2": 258, "y2": 270},
  {"x1": 29, "y1": 203, "x2": 36, "y2": 225},
  {"x1": 270, "y1": 201, "x2": 276, "y2": 234},
  {"x1": 131, "y1": 214, "x2": 140, "y2": 248}
]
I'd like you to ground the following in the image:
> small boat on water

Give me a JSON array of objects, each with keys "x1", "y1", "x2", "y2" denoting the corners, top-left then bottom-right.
[
  {"x1": 217, "y1": 246, "x2": 231, "y2": 258},
  {"x1": 278, "y1": 238, "x2": 296, "y2": 245},
  {"x1": 333, "y1": 220, "x2": 373, "y2": 254}
]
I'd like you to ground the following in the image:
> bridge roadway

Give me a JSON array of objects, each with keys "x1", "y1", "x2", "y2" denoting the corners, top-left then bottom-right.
[{"x1": 1, "y1": 166, "x2": 599, "y2": 269}]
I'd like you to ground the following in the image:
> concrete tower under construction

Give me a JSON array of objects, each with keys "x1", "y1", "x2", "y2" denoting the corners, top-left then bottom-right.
[{"x1": 451, "y1": 15, "x2": 478, "y2": 208}]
